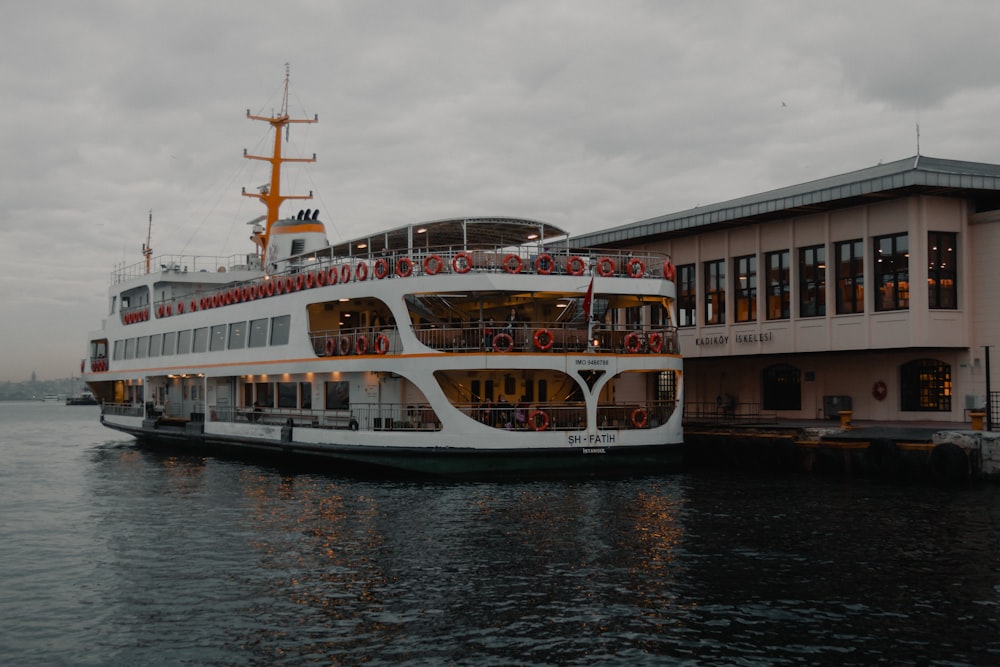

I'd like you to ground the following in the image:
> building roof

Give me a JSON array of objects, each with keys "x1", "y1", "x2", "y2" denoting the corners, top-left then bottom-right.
[{"x1": 568, "y1": 155, "x2": 1000, "y2": 249}]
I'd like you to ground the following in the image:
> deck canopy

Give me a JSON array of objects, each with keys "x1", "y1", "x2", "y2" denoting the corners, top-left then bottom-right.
[{"x1": 329, "y1": 217, "x2": 568, "y2": 257}]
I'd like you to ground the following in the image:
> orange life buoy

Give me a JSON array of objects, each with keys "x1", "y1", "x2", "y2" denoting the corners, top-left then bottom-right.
[
  {"x1": 566, "y1": 255, "x2": 586, "y2": 276},
  {"x1": 355, "y1": 262, "x2": 368, "y2": 281},
  {"x1": 452, "y1": 252, "x2": 472, "y2": 274},
  {"x1": 493, "y1": 332, "x2": 515, "y2": 352},
  {"x1": 663, "y1": 259, "x2": 676, "y2": 281},
  {"x1": 266, "y1": 279, "x2": 277, "y2": 297},
  {"x1": 325, "y1": 338, "x2": 337, "y2": 356},
  {"x1": 596, "y1": 257, "x2": 615, "y2": 277},
  {"x1": 304, "y1": 272, "x2": 315, "y2": 289},
  {"x1": 648, "y1": 332, "x2": 663, "y2": 353},
  {"x1": 502, "y1": 253, "x2": 523, "y2": 274},
  {"x1": 284, "y1": 276, "x2": 295, "y2": 293},
  {"x1": 341, "y1": 264, "x2": 352, "y2": 283},
  {"x1": 157, "y1": 304, "x2": 164, "y2": 318},
  {"x1": 533, "y1": 328, "x2": 554, "y2": 351},
  {"x1": 355, "y1": 336, "x2": 369, "y2": 355},
  {"x1": 200, "y1": 297, "x2": 208, "y2": 310},
  {"x1": 189, "y1": 300, "x2": 197, "y2": 313},
  {"x1": 534, "y1": 253, "x2": 554, "y2": 275},
  {"x1": 339, "y1": 336, "x2": 351, "y2": 356},
  {"x1": 165, "y1": 303, "x2": 172, "y2": 316},
  {"x1": 374, "y1": 333, "x2": 390, "y2": 355},
  {"x1": 529, "y1": 410, "x2": 550, "y2": 431},
  {"x1": 872, "y1": 381, "x2": 888, "y2": 401},
  {"x1": 396, "y1": 257, "x2": 414, "y2": 277},
  {"x1": 294, "y1": 274, "x2": 304, "y2": 291},
  {"x1": 316, "y1": 268, "x2": 327, "y2": 286},
  {"x1": 424, "y1": 254, "x2": 444, "y2": 275},
  {"x1": 241, "y1": 286, "x2": 251, "y2": 301},
  {"x1": 177, "y1": 301, "x2": 185, "y2": 314},
  {"x1": 249, "y1": 284, "x2": 259, "y2": 300},
  {"x1": 631, "y1": 408, "x2": 648, "y2": 429},
  {"x1": 627, "y1": 257, "x2": 645, "y2": 278},
  {"x1": 624, "y1": 331, "x2": 642, "y2": 353},
  {"x1": 373, "y1": 258, "x2": 389, "y2": 279},
  {"x1": 327, "y1": 266, "x2": 339, "y2": 285}
]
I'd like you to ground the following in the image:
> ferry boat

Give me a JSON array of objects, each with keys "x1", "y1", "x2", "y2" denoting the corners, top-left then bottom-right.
[{"x1": 82, "y1": 77, "x2": 684, "y2": 477}]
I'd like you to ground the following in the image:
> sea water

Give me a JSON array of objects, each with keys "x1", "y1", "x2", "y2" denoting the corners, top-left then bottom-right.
[{"x1": 1, "y1": 400, "x2": 998, "y2": 665}]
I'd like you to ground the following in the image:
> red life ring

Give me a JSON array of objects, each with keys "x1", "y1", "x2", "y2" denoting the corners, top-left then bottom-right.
[
  {"x1": 373, "y1": 258, "x2": 389, "y2": 279},
  {"x1": 566, "y1": 255, "x2": 586, "y2": 276},
  {"x1": 529, "y1": 410, "x2": 550, "y2": 431},
  {"x1": 424, "y1": 254, "x2": 444, "y2": 275},
  {"x1": 627, "y1": 257, "x2": 645, "y2": 278},
  {"x1": 266, "y1": 280, "x2": 277, "y2": 297},
  {"x1": 241, "y1": 286, "x2": 251, "y2": 301},
  {"x1": 316, "y1": 268, "x2": 327, "y2": 286},
  {"x1": 355, "y1": 336, "x2": 369, "y2": 355},
  {"x1": 200, "y1": 297, "x2": 208, "y2": 310},
  {"x1": 596, "y1": 257, "x2": 615, "y2": 277},
  {"x1": 165, "y1": 303, "x2": 172, "y2": 316},
  {"x1": 355, "y1": 262, "x2": 368, "y2": 281},
  {"x1": 325, "y1": 338, "x2": 337, "y2": 356},
  {"x1": 396, "y1": 257, "x2": 414, "y2": 277},
  {"x1": 294, "y1": 274, "x2": 304, "y2": 291},
  {"x1": 663, "y1": 259, "x2": 676, "y2": 281},
  {"x1": 872, "y1": 381, "x2": 888, "y2": 401},
  {"x1": 493, "y1": 332, "x2": 515, "y2": 352},
  {"x1": 374, "y1": 333, "x2": 390, "y2": 355},
  {"x1": 285, "y1": 276, "x2": 295, "y2": 293},
  {"x1": 624, "y1": 332, "x2": 642, "y2": 353},
  {"x1": 189, "y1": 301, "x2": 197, "y2": 312},
  {"x1": 157, "y1": 304, "x2": 164, "y2": 318},
  {"x1": 534, "y1": 253, "x2": 555, "y2": 275},
  {"x1": 228, "y1": 289, "x2": 238, "y2": 304},
  {"x1": 631, "y1": 408, "x2": 648, "y2": 429},
  {"x1": 327, "y1": 266, "x2": 339, "y2": 285},
  {"x1": 275, "y1": 279, "x2": 285, "y2": 295},
  {"x1": 502, "y1": 253, "x2": 523, "y2": 274},
  {"x1": 452, "y1": 252, "x2": 472, "y2": 274},
  {"x1": 304, "y1": 272, "x2": 315, "y2": 289},
  {"x1": 177, "y1": 301, "x2": 185, "y2": 314},
  {"x1": 249, "y1": 284, "x2": 259, "y2": 300},
  {"x1": 648, "y1": 332, "x2": 664, "y2": 353},
  {"x1": 533, "y1": 328, "x2": 554, "y2": 351},
  {"x1": 339, "y1": 336, "x2": 351, "y2": 356},
  {"x1": 341, "y1": 264, "x2": 352, "y2": 283}
]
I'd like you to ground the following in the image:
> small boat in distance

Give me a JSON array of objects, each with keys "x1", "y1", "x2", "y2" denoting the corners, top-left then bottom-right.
[
  {"x1": 81, "y1": 73, "x2": 684, "y2": 477},
  {"x1": 66, "y1": 389, "x2": 98, "y2": 406}
]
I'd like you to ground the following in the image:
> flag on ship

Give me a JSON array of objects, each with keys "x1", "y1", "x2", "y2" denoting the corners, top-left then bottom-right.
[{"x1": 583, "y1": 277, "x2": 594, "y2": 321}]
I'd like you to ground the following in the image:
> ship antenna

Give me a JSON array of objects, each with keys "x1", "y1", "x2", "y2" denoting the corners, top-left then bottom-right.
[
  {"x1": 142, "y1": 209, "x2": 153, "y2": 274},
  {"x1": 242, "y1": 64, "x2": 318, "y2": 268}
]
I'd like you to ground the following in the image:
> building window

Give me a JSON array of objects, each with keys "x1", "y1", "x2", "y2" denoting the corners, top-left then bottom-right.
[
  {"x1": 874, "y1": 233, "x2": 909, "y2": 311},
  {"x1": 835, "y1": 239, "x2": 864, "y2": 314},
  {"x1": 900, "y1": 359, "x2": 951, "y2": 412},
  {"x1": 734, "y1": 255, "x2": 757, "y2": 322},
  {"x1": 677, "y1": 264, "x2": 696, "y2": 327},
  {"x1": 928, "y1": 231, "x2": 957, "y2": 309},
  {"x1": 765, "y1": 250, "x2": 789, "y2": 320},
  {"x1": 762, "y1": 363, "x2": 801, "y2": 410},
  {"x1": 704, "y1": 259, "x2": 725, "y2": 325},
  {"x1": 798, "y1": 245, "x2": 826, "y2": 318}
]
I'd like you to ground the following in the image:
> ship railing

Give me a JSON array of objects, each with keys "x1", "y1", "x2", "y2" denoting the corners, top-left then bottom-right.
[
  {"x1": 112, "y1": 253, "x2": 255, "y2": 285},
  {"x1": 596, "y1": 399, "x2": 679, "y2": 430},
  {"x1": 455, "y1": 398, "x2": 679, "y2": 430},
  {"x1": 308, "y1": 323, "x2": 678, "y2": 355},
  {"x1": 101, "y1": 402, "x2": 145, "y2": 417},
  {"x1": 210, "y1": 403, "x2": 443, "y2": 431}
]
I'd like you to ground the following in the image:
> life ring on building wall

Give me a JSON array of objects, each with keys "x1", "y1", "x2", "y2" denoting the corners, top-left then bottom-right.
[
  {"x1": 663, "y1": 259, "x2": 676, "y2": 281},
  {"x1": 534, "y1": 253, "x2": 554, "y2": 275},
  {"x1": 627, "y1": 257, "x2": 645, "y2": 278},
  {"x1": 624, "y1": 331, "x2": 642, "y2": 353},
  {"x1": 424, "y1": 254, "x2": 444, "y2": 275},
  {"x1": 529, "y1": 409, "x2": 550, "y2": 431},
  {"x1": 596, "y1": 257, "x2": 615, "y2": 277},
  {"x1": 566, "y1": 255, "x2": 586, "y2": 276},
  {"x1": 502, "y1": 253, "x2": 523, "y2": 274},
  {"x1": 373, "y1": 258, "x2": 389, "y2": 279},
  {"x1": 872, "y1": 381, "x2": 888, "y2": 401},
  {"x1": 452, "y1": 252, "x2": 472, "y2": 274},
  {"x1": 396, "y1": 256, "x2": 414, "y2": 277},
  {"x1": 374, "y1": 333, "x2": 390, "y2": 355},
  {"x1": 533, "y1": 328, "x2": 554, "y2": 351},
  {"x1": 493, "y1": 332, "x2": 515, "y2": 352},
  {"x1": 631, "y1": 408, "x2": 648, "y2": 429}
]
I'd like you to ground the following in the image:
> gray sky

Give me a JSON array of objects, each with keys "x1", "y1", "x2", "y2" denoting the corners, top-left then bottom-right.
[{"x1": 4, "y1": 0, "x2": 1000, "y2": 382}]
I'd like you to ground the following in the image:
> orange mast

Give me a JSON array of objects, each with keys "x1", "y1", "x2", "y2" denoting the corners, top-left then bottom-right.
[{"x1": 242, "y1": 65, "x2": 317, "y2": 268}]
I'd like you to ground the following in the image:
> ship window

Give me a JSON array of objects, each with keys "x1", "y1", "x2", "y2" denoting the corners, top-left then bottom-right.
[
  {"x1": 162, "y1": 331, "x2": 176, "y2": 356},
  {"x1": 300, "y1": 382, "x2": 312, "y2": 409},
  {"x1": 248, "y1": 318, "x2": 268, "y2": 348},
  {"x1": 228, "y1": 321, "x2": 247, "y2": 350},
  {"x1": 277, "y1": 382, "x2": 297, "y2": 408},
  {"x1": 656, "y1": 370, "x2": 677, "y2": 403},
  {"x1": 325, "y1": 381, "x2": 349, "y2": 410},
  {"x1": 270, "y1": 315, "x2": 290, "y2": 346},
  {"x1": 148, "y1": 334, "x2": 161, "y2": 358},
  {"x1": 113, "y1": 340, "x2": 123, "y2": 361},
  {"x1": 210, "y1": 325, "x2": 226, "y2": 351},
  {"x1": 255, "y1": 382, "x2": 273, "y2": 408},
  {"x1": 124, "y1": 338, "x2": 135, "y2": 360},
  {"x1": 136, "y1": 336, "x2": 149, "y2": 359},
  {"x1": 176, "y1": 329, "x2": 192, "y2": 355},
  {"x1": 192, "y1": 327, "x2": 208, "y2": 353}
]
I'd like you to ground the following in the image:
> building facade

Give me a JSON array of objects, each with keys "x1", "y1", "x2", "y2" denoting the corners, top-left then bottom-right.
[{"x1": 570, "y1": 156, "x2": 1000, "y2": 423}]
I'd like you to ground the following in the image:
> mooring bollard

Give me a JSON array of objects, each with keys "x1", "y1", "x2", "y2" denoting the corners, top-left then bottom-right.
[
  {"x1": 839, "y1": 410, "x2": 853, "y2": 429},
  {"x1": 970, "y1": 411, "x2": 986, "y2": 431}
]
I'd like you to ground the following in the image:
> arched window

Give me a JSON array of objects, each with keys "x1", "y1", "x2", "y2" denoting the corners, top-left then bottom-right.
[
  {"x1": 762, "y1": 363, "x2": 801, "y2": 410},
  {"x1": 900, "y1": 359, "x2": 952, "y2": 412}
]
